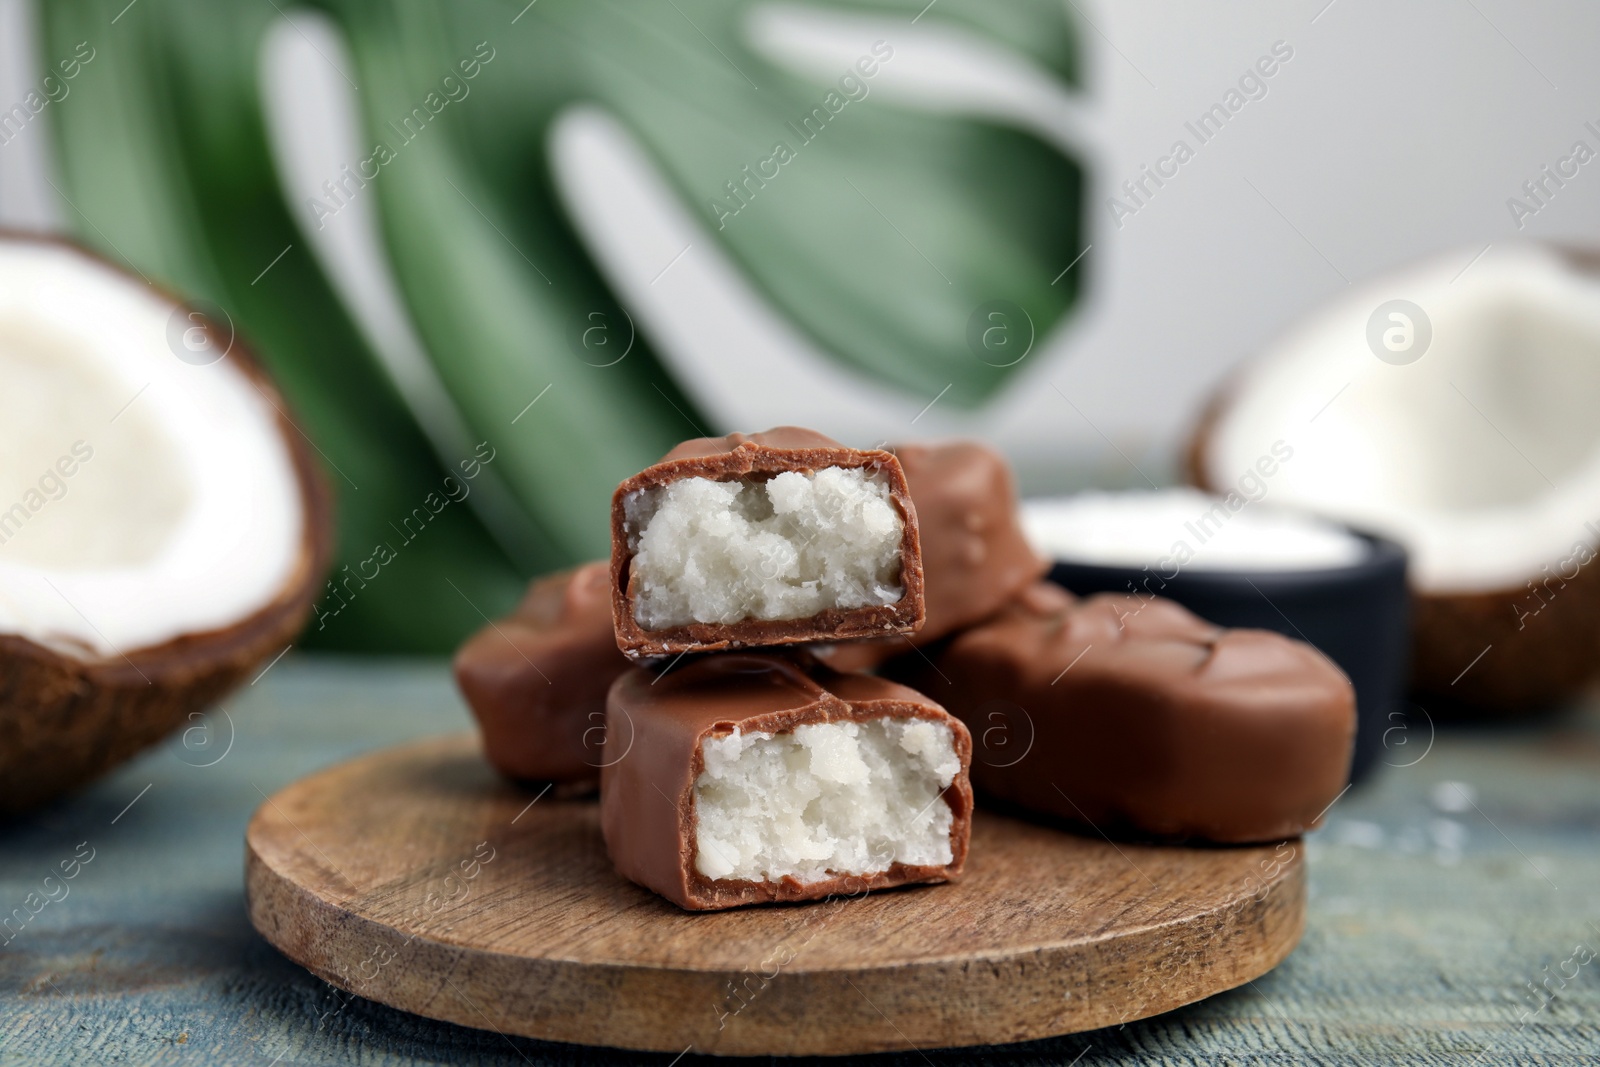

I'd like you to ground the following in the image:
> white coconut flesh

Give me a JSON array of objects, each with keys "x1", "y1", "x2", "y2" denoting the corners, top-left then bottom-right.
[
  {"x1": 0, "y1": 241, "x2": 305, "y2": 659},
  {"x1": 694, "y1": 716, "x2": 960, "y2": 884},
  {"x1": 1200, "y1": 244, "x2": 1600, "y2": 594},
  {"x1": 1022, "y1": 489, "x2": 1367, "y2": 572},
  {"x1": 623, "y1": 467, "x2": 905, "y2": 630}
]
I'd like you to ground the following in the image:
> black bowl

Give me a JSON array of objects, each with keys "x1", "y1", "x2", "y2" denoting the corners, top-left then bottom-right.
[{"x1": 1045, "y1": 530, "x2": 1409, "y2": 784}]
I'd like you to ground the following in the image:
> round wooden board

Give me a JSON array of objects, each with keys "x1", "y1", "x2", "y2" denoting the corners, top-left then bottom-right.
[{"x1": 246, "y1": 734, "x2": 1306, "y2": 1057}]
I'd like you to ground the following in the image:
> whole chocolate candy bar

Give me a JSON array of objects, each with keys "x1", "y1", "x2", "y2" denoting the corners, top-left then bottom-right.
[
  {"x1": 890, "y1": 583, "x2": 1354, "y2": 844},
  {"x1": 610, "y1": 427, "x2": 925, "y2": 659},
  {"x1": 600, "y1": 652, "x2": 972, "y2": 911},
  {"x1": 820, "y1": 440, "x2": 1048, "y2": 673},
  {"x1": 453, "y1": 562, "x2": 627, "y2": 788}
]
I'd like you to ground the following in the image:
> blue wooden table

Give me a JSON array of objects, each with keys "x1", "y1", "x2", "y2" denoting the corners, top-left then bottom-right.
[{"x1": 2, "y1": 657, "x2": 1596, "y2": 1065}]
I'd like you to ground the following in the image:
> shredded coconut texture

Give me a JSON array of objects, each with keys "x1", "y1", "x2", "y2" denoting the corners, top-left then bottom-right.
[
  {"x1": 1022, "y1": 489, "x2": 1367, "y2": 572},
  {"x1": 694, "y1": 717, "x2": 960, "y2": 883},
  {"x1": 625, "y1": 467, "x2": 904, "y2": 631}
]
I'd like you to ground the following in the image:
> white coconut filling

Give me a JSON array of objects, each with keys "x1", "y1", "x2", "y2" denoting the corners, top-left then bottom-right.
[
  {"x1": 624, "y1": 467, "x2": 904, "y2": 631},
  {"x1": 1205, "y1": 244, "x2": 1600, "y2": 593},
  {"x1": 0, "y1": 242, "x2": 305, "y2": 658},
  {"x1": 1021, "y1": 489, "x2": 1367, "y2": 572},
  {"x1": 694, "y1": 716, "x2": 959, "y2": 884}
]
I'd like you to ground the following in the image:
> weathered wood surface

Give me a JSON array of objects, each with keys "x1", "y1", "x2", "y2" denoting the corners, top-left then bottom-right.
[
  {"x1": 2, "y1": 657, "x2": 1598, "y2": 1064},
  {"x1": 244, "y1": 735, "x2": 1304, "y2": 1055}
]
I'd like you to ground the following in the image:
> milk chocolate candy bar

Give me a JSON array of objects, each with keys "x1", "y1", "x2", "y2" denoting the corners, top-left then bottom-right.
[
  {"x1": 610, "y1": 428, "x2": 925, "y2": 659},
  {"x1": 600, "y1": 652, "x2": 972, "y2": 911},
  {"x1": 820, "y1": 440, "x2": 1048, "y2": 673},
  {"x1": 453, "y1": 563, "x2": 627, "y2": 788},
  {"x1": 891, "y1": 583, "x2": 1354, "y2": 844}
]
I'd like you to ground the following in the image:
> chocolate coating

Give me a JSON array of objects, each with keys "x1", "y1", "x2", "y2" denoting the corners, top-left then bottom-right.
[
  {"x1": 890, "y1": 583, "x2": 1355, "y2": 844},
  {"x1": 600, "y1": 652, "x2": 972, "y2": 911},
  {"x1": 820, "y1": 440, "x2": 1048, "y2": 672},
  {"x1": 453, "y1": 563, "x2": 626, "y2": 789},
  {"x1": 610, "y1": 428, "x2": 925, "y2": 659}
]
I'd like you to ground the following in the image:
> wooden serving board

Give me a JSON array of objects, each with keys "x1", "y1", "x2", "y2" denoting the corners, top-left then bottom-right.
[{"x1": 245, "y1": 734, "x2": 1306, "y2": 1057}]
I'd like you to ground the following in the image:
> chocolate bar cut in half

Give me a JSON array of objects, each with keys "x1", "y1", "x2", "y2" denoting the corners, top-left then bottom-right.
[
  {"x1": 610, "y1": 428, "x2": 925, "y2": 659},
  {"x1": 600, "y1": 652, "x2": 971, "y2": 910}
]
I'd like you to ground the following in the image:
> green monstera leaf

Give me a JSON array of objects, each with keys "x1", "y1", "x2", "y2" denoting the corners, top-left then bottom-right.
[
  {"x1": 324, "y1": 0, "x2": 1083, "y2": 409},
  {"x1": 38, "y1": 0, "x2": 1084, "y2": 651}
]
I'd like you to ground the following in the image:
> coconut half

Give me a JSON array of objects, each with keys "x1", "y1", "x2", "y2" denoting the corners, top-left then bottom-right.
[
  {"x1": 0, "y1": 235, "x2": 332, "y2": 811},
  {"x1": 1190, "y1": 243, "x2": 1600, "y2": 713}
]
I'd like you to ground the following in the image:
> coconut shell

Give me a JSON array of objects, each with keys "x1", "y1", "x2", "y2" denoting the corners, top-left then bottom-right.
[
  {"x1": 1405, "y1": 569, "x2": 1600, "y2": 714},
  {"x1": 0, "y1": 236, "x2": 334, "y2": 813},
  {"x1": 1185, "y1": 328, "x2": 1600, "y2": 716}
]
